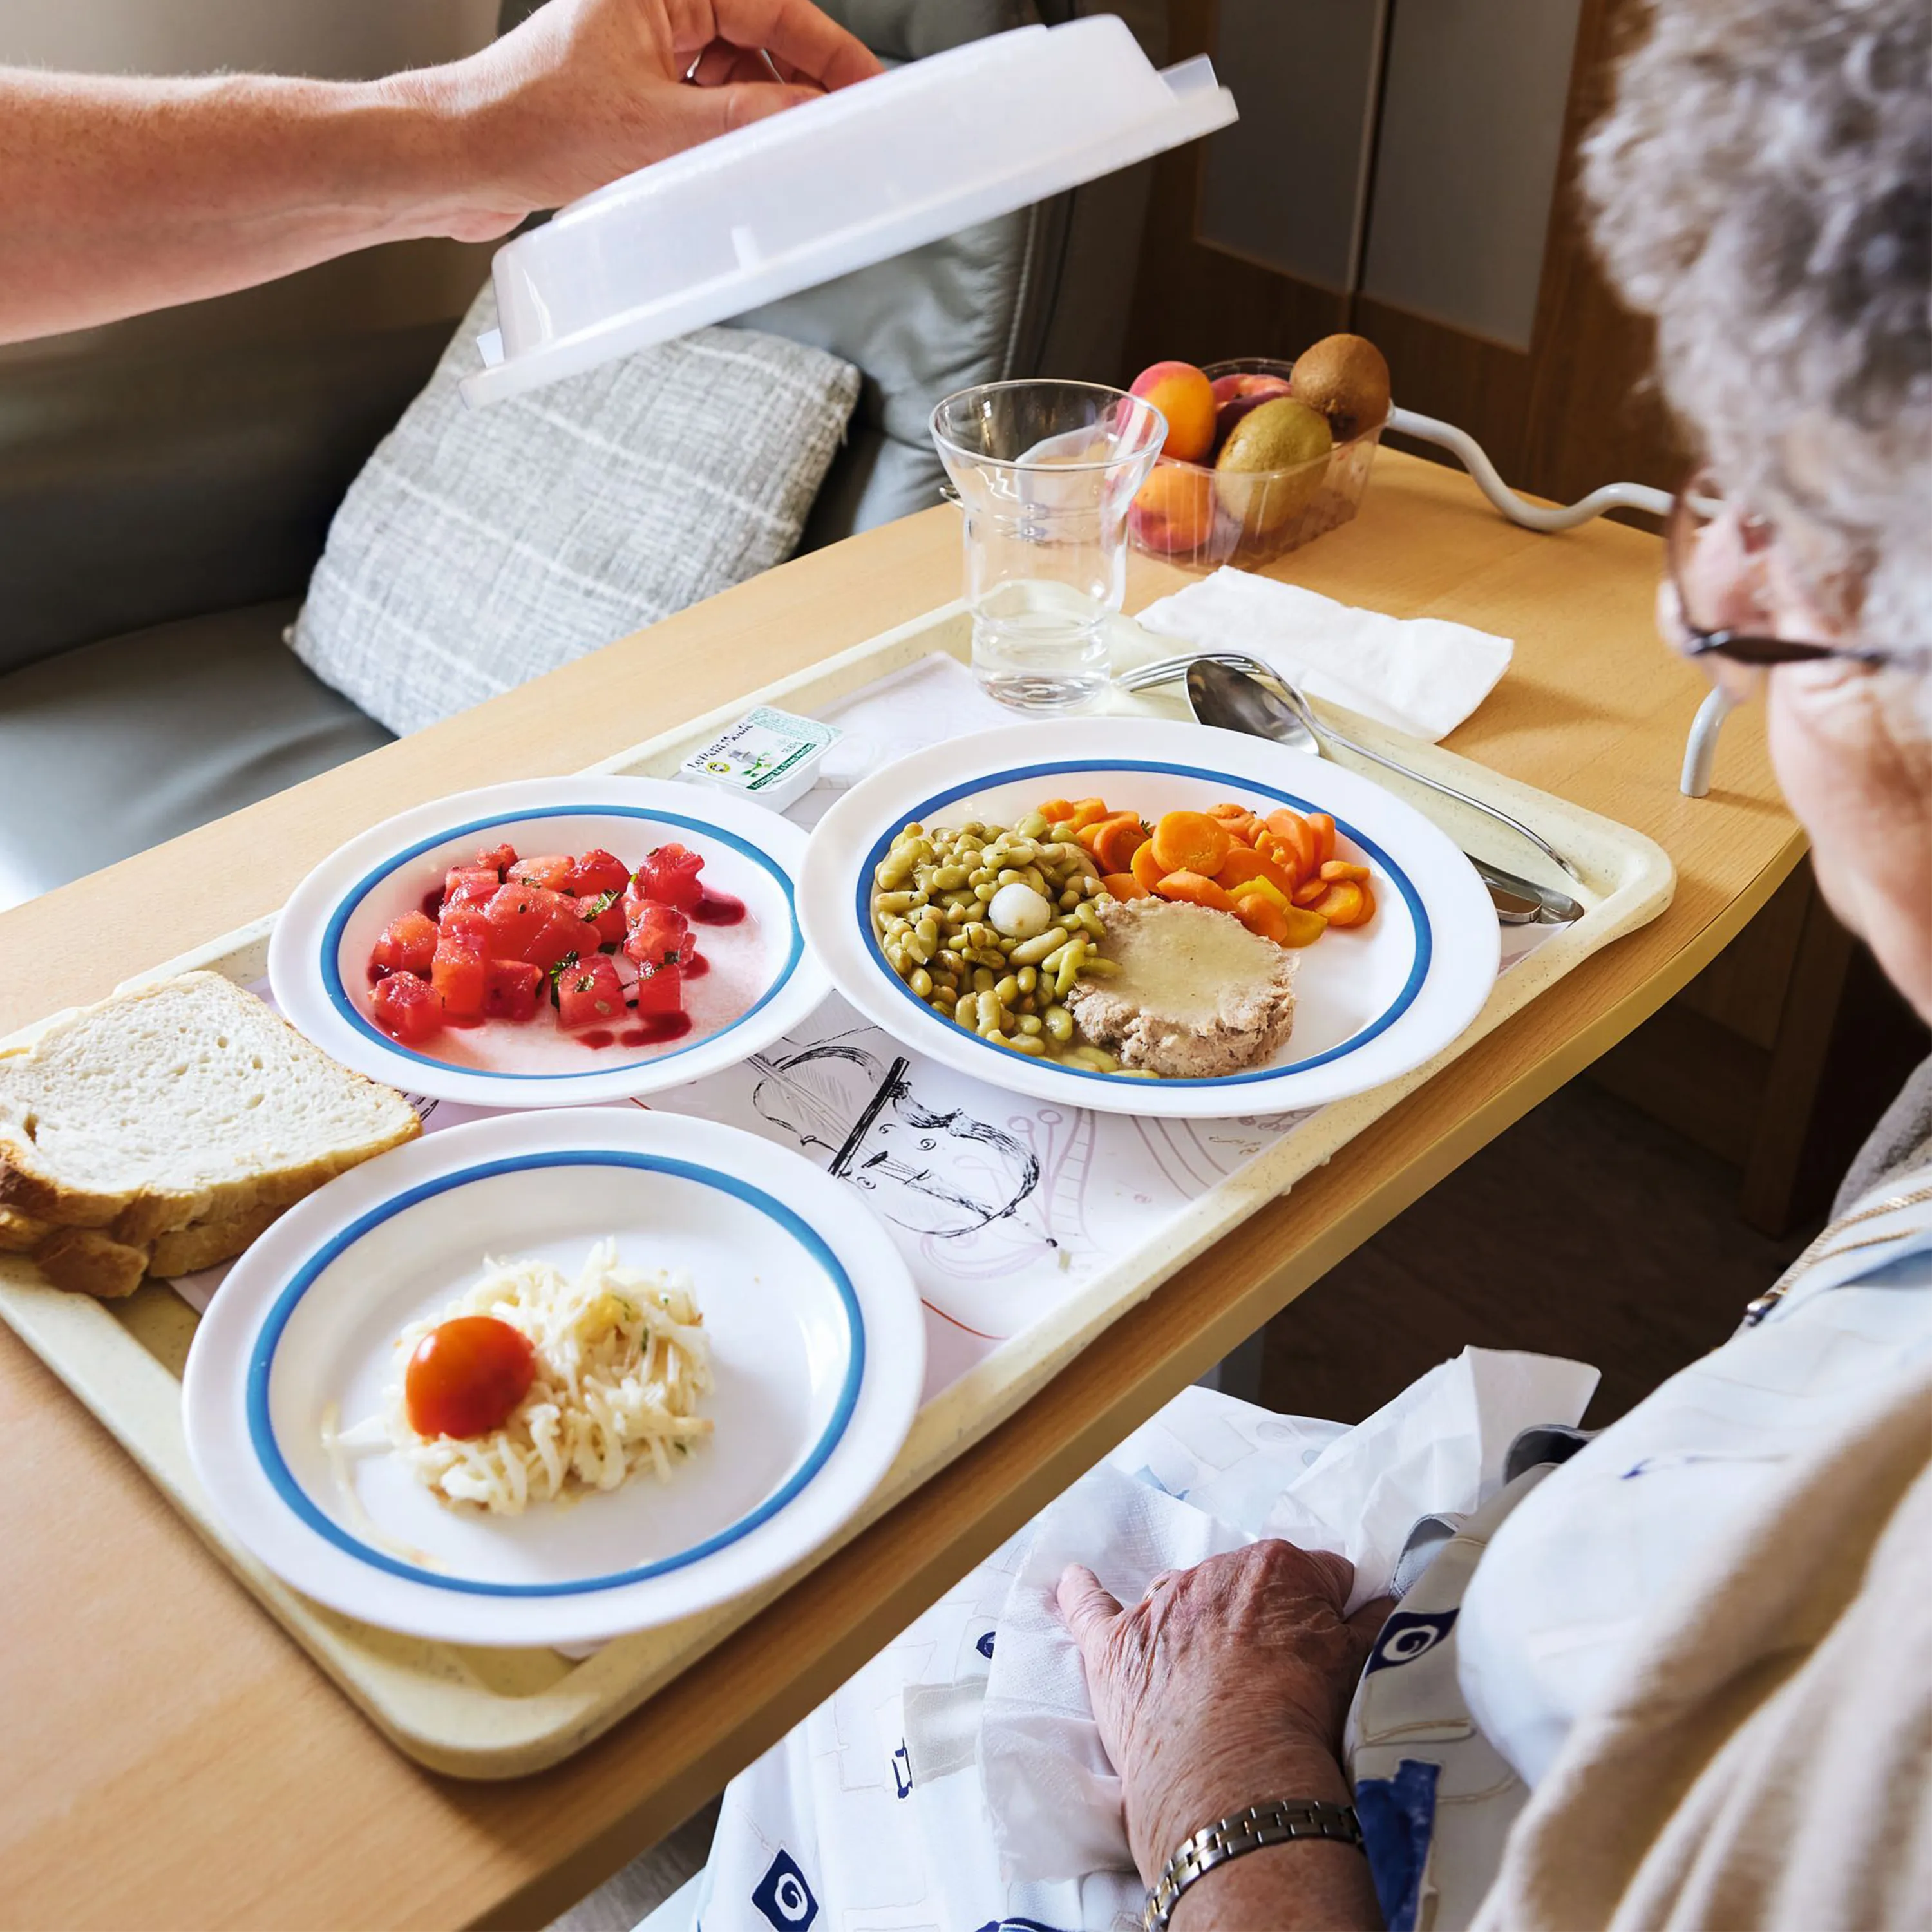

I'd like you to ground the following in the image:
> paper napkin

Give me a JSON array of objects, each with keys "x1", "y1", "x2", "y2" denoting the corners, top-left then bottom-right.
[{"x1": 1133, "y1": 565, "x2": 1515, "y2": 742}]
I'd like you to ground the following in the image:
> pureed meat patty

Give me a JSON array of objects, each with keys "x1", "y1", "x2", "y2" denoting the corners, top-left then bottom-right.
[{"x1": 1065, "y1": 897, "x2": 1298, "y2": 1078}]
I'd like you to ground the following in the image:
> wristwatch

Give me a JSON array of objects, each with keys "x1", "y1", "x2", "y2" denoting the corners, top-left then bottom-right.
[{"x1": 1141, "y1": 1799, "x2": 1365, "y2": 1932}]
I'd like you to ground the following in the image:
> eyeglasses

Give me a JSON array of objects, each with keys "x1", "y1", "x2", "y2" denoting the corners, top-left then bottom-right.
[{"x1": 1667, "y1": 469, "x2": 1932, "y2": 672}]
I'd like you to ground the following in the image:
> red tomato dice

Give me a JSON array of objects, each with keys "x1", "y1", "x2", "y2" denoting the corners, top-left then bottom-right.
[
  {"x1": 526, "y1": 902, "x2": 592, "y2": 972},
  {"x1": 567, "y1": 848, "x2": 629, "y2": 897},
  {"x1": 632, "y1": 959, "x2": 683, "y2": 1019},
  {"x1": 632, "y1": 842, "x2": 705, "y2": 911},
  {"x1": 481, "y1": 882, "x2": 553, "y2": 962},
  {"x1": 442, "y1": 866, "x2": 500, "y2": 918},
  {"x1": 371, "y1": 910, "x2": 437, "y2": 977},
  {"x1": 555, "y1": 954, "x2": 626, "y2": 1029},
  {"x1": 575, "y1": 891, "x2": 627, "y2": 947},
  {"x1": 623, "y1": 899, "x2": 689, "y2": 968},
  {"x1": 506, "y1": 853, "x2": 575, "y2": 892},
  {"x1": 481, "y1": 958, "x2": 542, "y2": 1021},
  {"x1": 473, "y1": 842, "x2": 519, "y2": 876},
  {"x1": 371, "y1": 970, "x2": 444, "y2": 1045},
  {"x1": 431, "y1": 913, "x2": 489, "y2": 1019}
]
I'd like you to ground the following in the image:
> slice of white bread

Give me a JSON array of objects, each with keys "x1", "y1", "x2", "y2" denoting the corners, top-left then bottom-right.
[
  {"x1": 0, "y1": 972, "x2": 419, "y2": 1293},
  {"x1": 0, "y1": 1205, "x2": 53, "y2": 1253}
]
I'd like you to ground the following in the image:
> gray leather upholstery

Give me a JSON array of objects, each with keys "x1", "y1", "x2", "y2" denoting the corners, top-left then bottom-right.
[
  {"x1": 0, "y1": 602, "x2": 392, "y2": 905},
  {"x1": 0, "y1": 0, "x2": 1161, "y2": 909}
]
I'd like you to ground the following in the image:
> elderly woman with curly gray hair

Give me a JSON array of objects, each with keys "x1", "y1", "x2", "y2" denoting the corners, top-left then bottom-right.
[{"x1": 1040, "y1": 4, "x2": 1932, "y2": 1928}]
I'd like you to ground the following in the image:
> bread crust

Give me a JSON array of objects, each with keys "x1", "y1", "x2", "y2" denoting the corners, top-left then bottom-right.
[
  {"x1": 0, "y1": 1205, "x2": 53, "y2": 1253},
  {"x1": 149, "y1": 1204, "x2": 285, "y2": 1277},
  {"x1": 33, "y1": 1226, "x2": 149, "y2": 1300}
]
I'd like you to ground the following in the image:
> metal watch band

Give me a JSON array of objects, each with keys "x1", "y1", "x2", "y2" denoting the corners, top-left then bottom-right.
[{"x1": 1141, "y1": 1799, "x2": 1365, "y2": 1932}]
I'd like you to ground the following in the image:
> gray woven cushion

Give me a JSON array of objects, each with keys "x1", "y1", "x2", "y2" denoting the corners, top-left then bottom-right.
[{"x1": 289, "y1": 285, "x2": 860, "y2": 737}]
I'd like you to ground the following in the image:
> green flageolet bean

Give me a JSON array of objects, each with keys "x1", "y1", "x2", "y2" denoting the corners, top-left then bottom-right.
[
  {"x1": 996, "y1": 867, "x2": 1025, "y2": 886},
  {"x1": 1043, "y1": 1004, "x2": 1074, "y2": 1043},
  {"x1": 1054, "y1": 945, "x2": 1086, "y2": 999},
  {"x1": 1057, "y1": 886, "x2": 1082, "y2": 911},
  {"x1": 1017, "y1": 810, "x2": 1051, "y2": 838},
  {"x1": 1068, "y1": 1045, "x2": 1119, "y2": 1072},
  {"x1": 1049, "y1": 819, "x2": 1077, "y2": 841},
  {"x1": 1117, "y1": 1066, "x2": 1159, "y2": 1079},
  {"x1": 876, "y1": 889, "x2": 921, "y2": 915},
  {"x1": 909, "y1": 967, "x2": 933, "y2": 999},
  {"x1": 972, "y1": 966, "x2": 996, "y2": 994},
  {"x1": 933, "y1": 865, "x2": 970, "y2": 890},
  {"x1": 974, "y1": 882, "x2": 998, "y2": 903},
  {"x1": 1075, "y1": 902, "x2": 1107, "y2": 940},
  {"x1": 994, "y1": 973, "x2": 1019, "y2": 1005},
  {"x1": 1017, "y1": 965, "x2": 1037, "y2": 994},
  {"x1": 1079, "y1": 956, "x2": 1120, "y2": 976},
  {"x1": 1008, "y1": 1034, "x2": 1047, "y2": 1056},
  {"x1": 1017, "y1": 1013, "x2": 1043, "y2": 1036},
  {"x1": 1006, "y1": 929, "x2": 1065, "y2": 967}
]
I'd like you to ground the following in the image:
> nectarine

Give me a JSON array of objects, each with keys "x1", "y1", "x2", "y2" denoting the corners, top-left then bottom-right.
[
  {"x1": 1129, "y1": 462, "x2": 1217, "y2": 555},
  {"x1": 1130, "y1": 360, "x2": 1217, "y2": 464}
]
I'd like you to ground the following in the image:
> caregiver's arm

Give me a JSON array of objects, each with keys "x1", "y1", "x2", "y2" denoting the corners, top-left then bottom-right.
[
  {"x1": 1060, "y1": 1543, "x2": 1390, "y2": 1930},
  {"x1": 0, "y1": 0, "x2": 878, "y2": 345}
]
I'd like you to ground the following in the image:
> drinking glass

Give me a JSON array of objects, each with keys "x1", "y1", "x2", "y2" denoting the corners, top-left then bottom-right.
[{"x1": 931, "y1": 380, "x2": 1166, "y2": 713}]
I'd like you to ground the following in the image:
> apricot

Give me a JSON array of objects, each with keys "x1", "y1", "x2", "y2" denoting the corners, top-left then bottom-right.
[
  {"x1": 1150, "y1": 810, "x2": 1231, "y2": 876},
  {"x1": 1130, "y1": 361, "x2": 1218, "y2": 464},
  {"x1": 1130, "y1": 462, "x2": 1217, "y2": 556}
]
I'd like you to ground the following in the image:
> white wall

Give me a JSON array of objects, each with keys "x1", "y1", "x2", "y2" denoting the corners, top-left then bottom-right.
[{"x1": 0, "y1": 0, "x2": 500, "y2": 80}]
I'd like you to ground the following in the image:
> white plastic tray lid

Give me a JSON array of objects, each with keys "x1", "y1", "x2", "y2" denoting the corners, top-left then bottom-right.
[{"x1": 460, "y1": 16, "x2": 1236, "y2": 407}]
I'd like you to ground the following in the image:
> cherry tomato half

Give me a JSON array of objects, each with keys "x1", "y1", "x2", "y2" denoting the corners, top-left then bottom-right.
[{"x1": 404, "y1": 1315, "x2": 536, "y2": 1439}]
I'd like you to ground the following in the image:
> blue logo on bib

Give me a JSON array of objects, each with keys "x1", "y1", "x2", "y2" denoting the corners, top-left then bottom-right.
[
  {"x1": 1365, "y1": 1607, "x2": 1459, "y2": 1673},
  {"x1": 753, "y1": 1850, "x2": 819, "y2": 1930}
]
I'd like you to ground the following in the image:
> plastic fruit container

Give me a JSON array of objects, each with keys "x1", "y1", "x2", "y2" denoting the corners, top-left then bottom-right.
[{"x1": 1127, "y1": 357, "x2": 1384, "y2": 573}]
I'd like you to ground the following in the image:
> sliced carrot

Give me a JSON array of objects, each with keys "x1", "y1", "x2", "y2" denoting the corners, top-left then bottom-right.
[
  {"x1": 1265, "y1": 809, "x2": 1319, "y2": 881},
  {"x1": 1155, "y1": 869, "x2": 1237, "y2": 913},
  {"x1": 1235, "y1": 894, "x2": 1291, "y2": 945},
  {"x1": 1101, "y1": 870, "x2": 1151, "y2": 901},
  {"x1": 1092, "y1": 814, "x2": 1151, "y2": 875},
  {"x1": 1036, "y1": 797, "x2": 1075, "y2": 822},
  {"x1": 1209, "y1": 802, "x2": 1265, "y2": 846},
  {"x1": 1217, "y1": 846, "x2": 1298, "y2": 898},
  {"x1": 1281, "y1": 905, "x2": 1329, "y2": 947},
  {"x1": 1253, "y1": 828, "x2": 1305, "y2": 891},
  {"x1": 1067, "y1": 798, "x2": 1112, "y2": 833},
  {"x1": 1291, "y1": 876, "x2": 1330, "y2": 908},
  {"x1": 1229, "y1": 875, "x2": 1293, "y2": 913},
  {"x1": 1305, "y1": 880, "x2": 1368, "y2": 926},
  {"x1": 1308, "y1": 812, "x2": 1336, "y2": 869},
  {"x1": 1353, "y1": 880, "x2": 1376, "y2": 924},
  {"x1": 1131, "y1": 838, "x2": 1166, "y2": 895},
  {"x1": 1150, "y1": 810, "x2": 1232, "y2": 876},
  {"x1": 1320, "y1": 859, "x2": 1371, "y2": 884}
]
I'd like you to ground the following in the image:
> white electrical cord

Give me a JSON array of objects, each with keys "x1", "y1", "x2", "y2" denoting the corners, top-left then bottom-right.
[{"x1": 1383, "y1": 404, "x2": 1716, "y2": 793}]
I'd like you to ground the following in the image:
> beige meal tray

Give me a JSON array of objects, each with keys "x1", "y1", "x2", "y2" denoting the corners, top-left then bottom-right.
[{"x1": 0, "y1": 602, "x2": 1674, "y2": 1777}]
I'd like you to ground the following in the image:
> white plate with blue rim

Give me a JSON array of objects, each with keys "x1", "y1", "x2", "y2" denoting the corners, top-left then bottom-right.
[
  {"x1": 182, "y1": 1108, "x2": 924, "y2": 1647},
  {"x1": 269, "y1": 776, "x2": 829, "y2": 1107},
  {"x1": 799, "y1": 719, "x2": 1499, "y2": 1119}
]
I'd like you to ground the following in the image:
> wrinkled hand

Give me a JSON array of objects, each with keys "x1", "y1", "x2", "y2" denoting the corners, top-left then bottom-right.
[
  {"x1": 1058, "y1": 1542, "x2": 1391, "y2": 1883},
  {"x1": 427, "y1": 0, "x2": 882, "y2": 240}
]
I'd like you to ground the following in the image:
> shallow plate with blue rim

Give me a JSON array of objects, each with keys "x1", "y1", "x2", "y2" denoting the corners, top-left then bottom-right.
[
  {"x1": 269, "y1": 776, "x2": 829, "y2": 1107},
  {"x1": 798, "y1": 719, "x2": 1499, "y2": 1119},
  {"x1": 182, "y1": 1108, "x2": 923, "y2": 1647}
]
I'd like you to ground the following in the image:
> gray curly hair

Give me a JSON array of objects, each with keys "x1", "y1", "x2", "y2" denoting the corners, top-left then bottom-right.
[{"x1": 1583, "y1": 0, "x2": 1932, "y2": 647}]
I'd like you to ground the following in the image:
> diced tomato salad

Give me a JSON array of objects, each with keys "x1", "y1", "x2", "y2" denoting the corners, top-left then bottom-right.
[{"x1": 366, "y1": 837, "x2": 707, "y2": 1048}]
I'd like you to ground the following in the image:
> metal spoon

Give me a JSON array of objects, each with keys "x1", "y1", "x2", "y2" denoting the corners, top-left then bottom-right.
[{"x1": 1184, "y1": 659, "x2": 1584, "y2": 926}]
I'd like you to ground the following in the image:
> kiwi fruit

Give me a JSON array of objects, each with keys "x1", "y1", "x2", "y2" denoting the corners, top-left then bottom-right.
[
  {"x1": 1290, "y1": 334, "x2": 1391, "y2": 442},
  {"x1": 1213, "y1": 397, "x2": 1332, "y2": 534}
]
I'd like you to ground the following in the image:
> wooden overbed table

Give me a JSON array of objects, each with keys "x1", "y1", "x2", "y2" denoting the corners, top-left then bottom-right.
[{"x1": 0, "y1": 452, "x2": 1799, "y2": 1931}]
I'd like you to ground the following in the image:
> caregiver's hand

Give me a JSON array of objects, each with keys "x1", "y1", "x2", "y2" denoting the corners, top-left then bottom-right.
[
  {"x1": 434, "y1": 0, "x2": 884, "y2": 241},
  {"x1": 1059, "y1": 1543, "x2": 1390, "y2": 1928},
  {"x1": 0, "y1": 0, "x2": 880, "y2": 343}
]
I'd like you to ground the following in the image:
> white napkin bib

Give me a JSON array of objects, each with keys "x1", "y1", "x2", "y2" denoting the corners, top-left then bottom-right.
[{"x1": 1134, "y1": 566, "x2": 1515, "y2": 743}]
